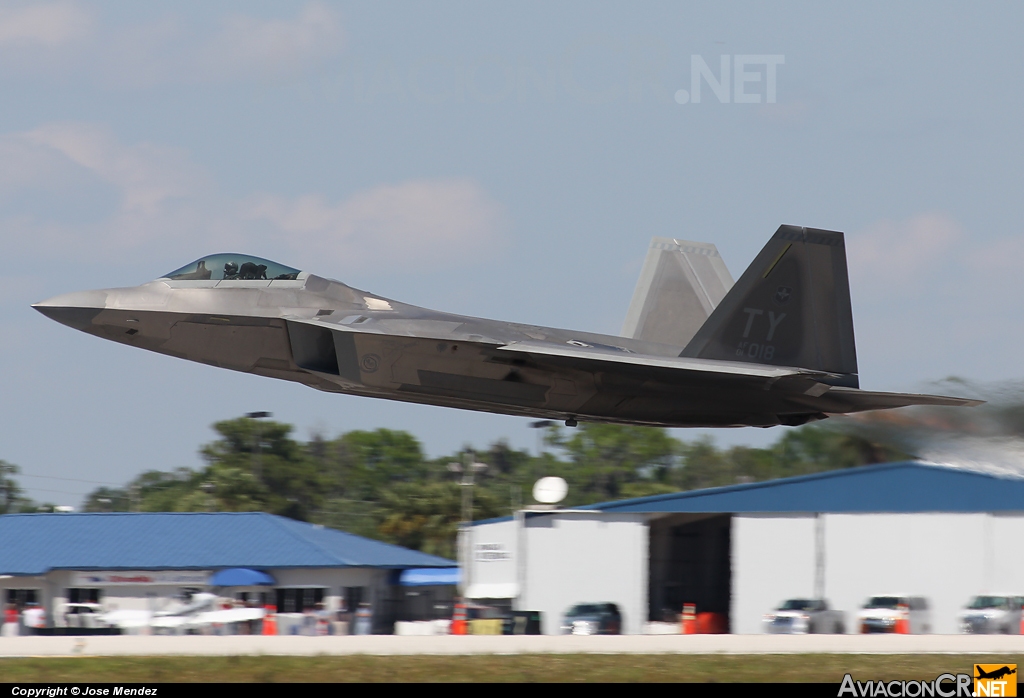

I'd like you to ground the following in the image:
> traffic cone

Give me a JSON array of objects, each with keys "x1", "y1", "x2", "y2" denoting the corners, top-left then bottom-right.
[
  {"x1": 262, "y1": 605, "x2": 277, "y2": 636},
  {"x1": 895, "y1": 604, "x2": 909, "y2": 634},
  {"x1": 452, "y1": 602, "x2": 467, "y2": 635},
  {"x1": 681, "y1": 604, "x2": 697, "y2": 634}
]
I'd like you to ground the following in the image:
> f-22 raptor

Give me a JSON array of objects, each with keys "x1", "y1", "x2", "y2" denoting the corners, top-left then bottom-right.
[{"x1": 34, "y1": 225, "x2": 981, "y2": 428}]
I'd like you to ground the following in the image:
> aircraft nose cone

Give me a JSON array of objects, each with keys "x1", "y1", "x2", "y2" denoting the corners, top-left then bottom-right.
[{"x1": 32, "y1": 290, "x2": 108, "y2": 331}]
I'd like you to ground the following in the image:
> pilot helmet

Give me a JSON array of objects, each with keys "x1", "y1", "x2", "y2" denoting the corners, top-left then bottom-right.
[{"x1": 224, "y1": 262, "x2": 238, "y2": 276}]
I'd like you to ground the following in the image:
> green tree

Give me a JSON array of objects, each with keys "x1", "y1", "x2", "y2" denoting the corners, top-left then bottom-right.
[
  {"x1": 326, "y1": 428, "x2": 430, "y2": 498},
  {"x1": 769, "y1": 424, "x2": 904, "y2": 478},
  {"x1": 199, "y1": 417, "x2": 328, "y2": 520},
  {"x1": 134, "y1": 469, "x2": 201, "y2": 512},
  {"x1": 672, "y1": 436, "x2": 735, "y2": 491},
  {"x1": 0, "y1": 461, "x2": 33, "y2": 513},
  {"x1": 552, "y1": 424, "x2": 679, "y2": 503},
  {"x1": 377, "y1": 481, "x2": 502, "y2": 559},
  {"x1": 83, "y1": 487, "x2": 131, "y2": 512},
  {"x1": 308, "y1": 428, "x2": 435, "y2": 541},
  {"x1": 76, "y1": 408, "x2": 924, "y2": 559}
]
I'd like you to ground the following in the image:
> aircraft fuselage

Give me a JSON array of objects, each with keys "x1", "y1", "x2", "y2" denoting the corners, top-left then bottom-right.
[
  {"x1": 35, "y1": 274, "x2": 834, "y2": 428},
  {"x1": 35, "y1": 231, "x2": 981, "y2": 427}
]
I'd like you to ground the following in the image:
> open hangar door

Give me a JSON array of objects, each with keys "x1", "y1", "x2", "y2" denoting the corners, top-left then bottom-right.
[{"x1": 648, "y1": 513, "x2": 731, "y2": 630}]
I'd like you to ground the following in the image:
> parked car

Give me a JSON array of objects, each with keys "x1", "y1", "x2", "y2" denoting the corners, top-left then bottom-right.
[
  {"x1": 763, "y1": 598, "x2": 845, "y2": 634},
  {"x1": 958, "y1": 595, "x2": 1024, "y2": 634},
  {"x1": 560, "y1": 603, "x2": 622, "y2": 635},
  {"x1": 62, "y1": 603, "x2": 108, "y2": 629},
  {"x1": 858, "y1": 595, "x2": 931, "y2": 634}
]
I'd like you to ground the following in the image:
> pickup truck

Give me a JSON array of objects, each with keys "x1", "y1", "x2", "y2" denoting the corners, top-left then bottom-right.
[
  {"x1": 763, "y1": 598, "x2": 845, "y2": 634},
  {"x1": 959, "y1": 595, "x2": 1023, "y2": 634},
  {"x1": 858, "y1": 595, "x2": 931, "y2": 634}
]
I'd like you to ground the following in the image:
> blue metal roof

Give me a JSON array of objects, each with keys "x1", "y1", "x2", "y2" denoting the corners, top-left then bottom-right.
[
  {"x1": 472, "y1": 462, "x2": 1024, "y2": 526},
  {"x1": 581, "y1": 462, "x2": 1024, "y2": 513},
  {"x1": 0, "y1": 512, "x2": 456, "y2": 576}
]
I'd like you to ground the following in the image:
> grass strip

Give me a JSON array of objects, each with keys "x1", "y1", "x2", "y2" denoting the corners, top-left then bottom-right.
[{"x1": 1, "y1": 654, "x2": 1021, "y2": 683}]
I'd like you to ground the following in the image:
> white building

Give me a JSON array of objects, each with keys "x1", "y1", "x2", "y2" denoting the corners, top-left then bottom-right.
[
  {"x1": 0, "y1": 511, "x2": 456, "y2": 634},
  {"x1": 466, "y1": 462, "x2": 1024, "y2": 634}
]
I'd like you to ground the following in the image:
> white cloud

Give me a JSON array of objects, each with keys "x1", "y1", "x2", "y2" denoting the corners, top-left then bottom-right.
[
  {"x1": 246, "y1": 179, "x2": 506, "y2": 269},
  {"x1": 847, "y1": 212, "x2": 961, "y2": 287},
  {"x1": 24, "y1": 122, "x2": 208, "y2": 217},
  {"x1": 0, "y1": 1, "x2": 92, "y2": 47},
  {"x1": 0, "y1": 122, "x2": 504, "y2": 270},
  {"x1": 0, "y1": 122, "x2": 220, "y2": 252},
  {"x1": 201, "y1": 1, "x2": 344, "y2": 79},
  {"x1": 0, "y1": 3, "x2": 342, "y2": 86}
]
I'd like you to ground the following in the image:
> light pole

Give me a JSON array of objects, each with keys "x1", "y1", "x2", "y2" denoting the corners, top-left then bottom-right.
[
  {"x1": 448, "y1": 451, "x2": 487, "y2": 600},
  {"x1": 246, "y1": 412, "x2": 271, "y2": 485},
  {"x1": 201, "y1": 481, "x2": 216, "y2": 512}
]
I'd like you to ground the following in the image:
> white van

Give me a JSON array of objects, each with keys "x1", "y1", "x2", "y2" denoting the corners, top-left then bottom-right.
[{"x1": 857, "y1": 595, "x2": 931, "y2": 634}]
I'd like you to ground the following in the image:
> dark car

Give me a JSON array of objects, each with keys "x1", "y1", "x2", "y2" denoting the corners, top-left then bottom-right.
[{"x1": 560, "y1": 603, "x2": 622, "y2": 635}]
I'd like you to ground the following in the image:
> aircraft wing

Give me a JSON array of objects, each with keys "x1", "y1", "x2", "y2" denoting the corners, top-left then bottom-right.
[
  {"x1": 496, "y1": 341, "x2": 814, "y2": 381},
  {"x1": 494, "y1": 341, "x2": 984, "y2": 407},
  {"x1": 100, "y1": 610, "x2": 152, "y2": 629},
  {"x1": 193, "y1": 608, "x2": 266, "y2": 625}
]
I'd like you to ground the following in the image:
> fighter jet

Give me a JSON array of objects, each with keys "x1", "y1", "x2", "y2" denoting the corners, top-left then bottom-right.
[{"x1": 33, "y1": 225, "x2": 981, "y2": 428}]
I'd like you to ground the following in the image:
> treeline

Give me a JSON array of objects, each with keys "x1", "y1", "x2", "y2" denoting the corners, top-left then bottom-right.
[{"x1": 0, "y1": 417, "x2": 897, "y2": 559}]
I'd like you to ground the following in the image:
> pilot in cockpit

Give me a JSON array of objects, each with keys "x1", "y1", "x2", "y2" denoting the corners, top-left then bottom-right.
[{"x1": 223, "y1": 262, "x2": 240, "y2": 280}]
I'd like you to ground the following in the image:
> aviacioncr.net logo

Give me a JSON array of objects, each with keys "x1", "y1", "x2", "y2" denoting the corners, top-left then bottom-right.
[
  {"x1": 974, "y1": 665, "x2": 1017, "y2": 697},
  {"x1": 839, "y1": 674, "x2": 973, "y2": 697}
]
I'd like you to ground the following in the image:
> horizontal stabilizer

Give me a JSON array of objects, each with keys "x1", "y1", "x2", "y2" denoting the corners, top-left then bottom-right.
[
  {"x1": 622, "y1": 238, "x2": 733, "y2": 347},
  {"x1": 818, "y1": 387, "x2": 985, "y2": 412}
]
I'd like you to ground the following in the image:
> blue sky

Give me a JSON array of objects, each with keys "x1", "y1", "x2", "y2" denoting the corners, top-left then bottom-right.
[{"x1": 3, "y1": 2, "x2": 1023, "y2": 505}]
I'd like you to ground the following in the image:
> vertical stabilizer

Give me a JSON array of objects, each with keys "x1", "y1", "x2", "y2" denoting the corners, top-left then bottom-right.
[
  {"x1": 621, "y1": 238, "x2": 734, "y2": 347},
  {"x1": 681, "y1": 226, "x2": 858, "y2": 386}
]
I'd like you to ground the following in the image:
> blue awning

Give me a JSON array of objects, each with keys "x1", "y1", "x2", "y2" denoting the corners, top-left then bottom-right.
[
  {"x1": 399, "y1": 568, "x2": 460, "y2": 586},
  {"x1": 209, "y1": 568, "x2": 275, "y2": 587}
]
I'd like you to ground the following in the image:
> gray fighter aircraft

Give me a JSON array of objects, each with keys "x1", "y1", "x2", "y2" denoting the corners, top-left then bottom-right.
[{"x1": 33, "y1": 226, "x2": 981, "y2": 428}]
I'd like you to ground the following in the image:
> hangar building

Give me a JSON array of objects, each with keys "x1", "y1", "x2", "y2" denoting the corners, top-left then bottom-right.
[
  {"x1": 466, "y1": 462, "x2": 1024, "y2": 635},
  {"x1": 0, "y1": 511, "x2": 456, "y2": 633}
]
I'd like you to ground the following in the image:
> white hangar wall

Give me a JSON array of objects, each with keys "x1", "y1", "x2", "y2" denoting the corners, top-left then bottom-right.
[
  {"x1": 463, "y1": 518, "x2": 518, "y2": 599},
  {"x1": 733, "y1": 513, "x2": 1024, "y2": 634},
  {"x1": 731, "y1": 514, "x2": 817, "y2": 634},
  {"x1": 521, "y1": 513, "x2": 648, "y2": 636},
  {"x1": 469, "y1": 513, "x2": 649, "y2": 635}
]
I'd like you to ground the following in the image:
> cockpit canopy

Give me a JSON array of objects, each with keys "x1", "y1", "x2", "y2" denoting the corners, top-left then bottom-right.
[{"x1": 162, "y1": 254, "x2": 302, "y2": 281}]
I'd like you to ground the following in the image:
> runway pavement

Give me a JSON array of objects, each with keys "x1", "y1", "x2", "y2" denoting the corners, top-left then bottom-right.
[{"x1": 3, "y1": 634, "x2": 1024, "y2": 657}]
